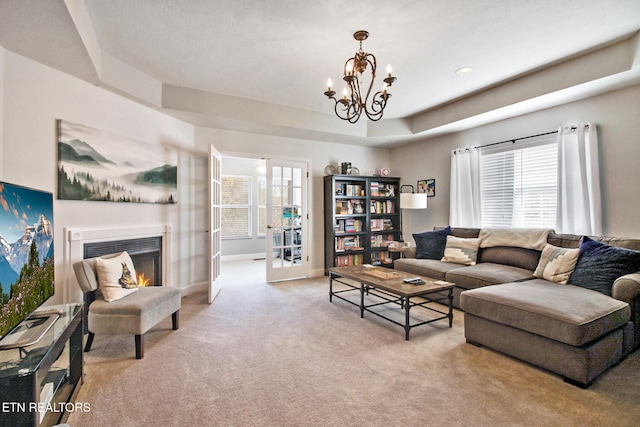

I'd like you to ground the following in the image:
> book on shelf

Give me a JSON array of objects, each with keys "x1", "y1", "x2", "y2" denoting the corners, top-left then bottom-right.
[
  {"x1": 370, "y1": 218, "x2": 394, "y2": 231},
  {"x1": 335, "y1": 218, "x2": 363, "y2": 233},
  {"x1": 336, "y1": 199, "x2": 365, "y2": 215},
  {"x1": 370, "y1": 251, "x2": 393, "y2": 266},
  {"x1": 336, "y1": 254, "x2": 364, "y2": 266},
  {"x1": 370, "y1": 200, "x2": 395, "y2": 214},
  {"x1": 336, "y1": 183, "x2": 364, "y2": 197},
  {"x1": 370, "y1": 234, "x2": 396, "y2": 248},
  {"x1": 336, "y1": 235, "x2": 363, "y2": 252},
  {"x1": 370, "y1": 182, "x2": 396, "y2": 197},
  {"x1": 370, "y1": 181, "x2": 379, "y2": 197}
]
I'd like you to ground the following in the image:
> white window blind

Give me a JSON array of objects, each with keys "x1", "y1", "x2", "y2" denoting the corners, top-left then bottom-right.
[
  {"x1": 479, "y1": 137, "x2": 557, "y2": 228},
  {"x1": 222, "y1": 175, "x2": 251, "y2": 237}
]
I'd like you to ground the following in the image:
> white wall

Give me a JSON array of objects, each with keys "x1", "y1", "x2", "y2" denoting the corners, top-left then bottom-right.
[
  {"x1": 0, "y1": 46, "x2": 4, "y2": 178},
  {"x1": 1, "y1": 51, "x2": 205, "y2": 304},
  {"x1": 195, "y1": 127, "x2": 392, "y2": 276},
  {"x1": 391, "y1": 83, "x2": 640, "y2": 239}
]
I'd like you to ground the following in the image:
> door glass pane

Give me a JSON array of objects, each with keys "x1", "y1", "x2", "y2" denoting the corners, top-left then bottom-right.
[
  {"x1": 272, "y1": 167, "x2": 282, "y2": 185},
  {"x1": 292, "y1": 187, "x2": 302, "y2": 206},
  {"x1": 293, "y1": 168, "x2": 302, "y2": 187},
  {"x1": 269, "y1": 165, "x2": 304, "y2": 272}
]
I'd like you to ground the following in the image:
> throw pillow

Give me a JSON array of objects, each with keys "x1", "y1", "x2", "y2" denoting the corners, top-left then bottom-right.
[
  {"x1": 534, "y1": 244, "x2": 580, "y2": 284},
  {"x1": 95, "y1": 251, "x2": 139, "y2": 302},
  {"x1": 413, "y1": 226, "x2": 451, "y2": 260},
  {"x1": 441, "y1": 236, "x2": 480, "y2": 266},
  {"x1": 568, "y1": 237, "x2": 640, "y2": 296}
]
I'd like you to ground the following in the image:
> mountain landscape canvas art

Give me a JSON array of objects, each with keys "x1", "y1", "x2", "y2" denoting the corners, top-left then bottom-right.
[
  {"x1": 0, "y1": 182, "x2": 54, "y2": 338},
  {"x1": 57, "y1": 120, "x2": 177, "y2": 204}
]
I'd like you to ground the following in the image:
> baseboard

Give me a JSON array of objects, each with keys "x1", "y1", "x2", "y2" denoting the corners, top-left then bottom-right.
[
  {"x1": 180, "y1": 281, "x2": 207, "y2": 296},
  {"x1": 221, "y1": 253, "x2": 266, "y2": 262}
]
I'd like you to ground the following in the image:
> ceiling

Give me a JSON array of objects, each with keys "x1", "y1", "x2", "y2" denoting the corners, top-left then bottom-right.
[{"x1": 1, "y1": 0, "x2": 639, "y2": 147}]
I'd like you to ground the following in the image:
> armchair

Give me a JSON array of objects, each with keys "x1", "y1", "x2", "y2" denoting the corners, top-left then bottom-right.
[{"x1": 73, "y1": 252, "x2": 181, "y2": 359}]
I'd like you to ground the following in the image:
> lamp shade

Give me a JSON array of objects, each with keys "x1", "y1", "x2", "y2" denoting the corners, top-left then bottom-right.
[{"x1": 400, "y1": 193, "x2": 427, "y2": 209}]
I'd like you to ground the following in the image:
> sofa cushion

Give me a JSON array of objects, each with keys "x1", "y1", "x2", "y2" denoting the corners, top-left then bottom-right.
[
  {"x1": 478, "y1": 246, "x2": 541, "y2": 271},
  {"x1": 393, "y1": 258, "x2": 462, "y2": 281},
  {"x1": 479, "y1": 228, "x2": 553, "y2": 250},
  {"x1": 460, "y1": 279, "x2": 631, "y2": 346},
  {"x1": 569, "y1": 237, "x2": 640, "y2": 296},
  {"x1": 413, "y1": 226, "x2": 451, "y2": 259},
  {"x1": 441, "y1": 236, "x2": 480, "y2": 266},
  {"x1": 445, "y1": 263, "x2": 534, "y2": 290},
  {"x1": 534, "y1": 244, "x2": 580, "y2": 284},
  {"x1": 89, "y1": 286, "x2": 181, "y2": 335}
]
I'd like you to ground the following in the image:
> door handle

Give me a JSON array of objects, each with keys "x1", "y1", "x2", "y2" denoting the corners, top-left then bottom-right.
[{"x1": 267, "y1": 225, "x2": 273, "y2": 229}]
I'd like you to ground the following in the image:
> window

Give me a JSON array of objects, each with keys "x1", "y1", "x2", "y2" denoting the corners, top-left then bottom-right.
[
  {"x1": 222, "y1": 176, "x2": 251, "y2": 237},
  {"x1": 479, "y1": 138, "x2": 557, "y2": 228}
]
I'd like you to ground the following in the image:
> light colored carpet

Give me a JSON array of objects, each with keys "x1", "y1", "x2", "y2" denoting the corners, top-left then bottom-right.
[{"x1": 67, "y1": 261, "x2": 640, "y2": 426}]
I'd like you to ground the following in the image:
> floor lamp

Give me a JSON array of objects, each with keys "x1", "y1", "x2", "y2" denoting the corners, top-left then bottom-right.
[{"x1": 399, "y1": 184, "x2": 427, "y2": 242}]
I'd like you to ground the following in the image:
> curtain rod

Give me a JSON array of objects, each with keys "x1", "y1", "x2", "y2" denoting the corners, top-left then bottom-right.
[
  {"x1": 458, "y1": 124, "x2": 589, "y2": 152},
  {"x1": 473, "y1": 130, "x2": 558, "y2": 150}
]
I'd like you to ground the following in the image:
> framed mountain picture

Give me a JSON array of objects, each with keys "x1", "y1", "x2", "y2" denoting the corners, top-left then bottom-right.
[{"x1": 57, "y1": 119, "x2": 177, "y2": 204}]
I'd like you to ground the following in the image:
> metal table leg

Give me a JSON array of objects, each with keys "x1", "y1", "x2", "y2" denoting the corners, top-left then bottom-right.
[
  {"x1": 448, "y1": 288, "x2": 453, "y2": 327},
  {"x1": 329, "y1": 273, "x2": 333, "y2": 302},
  {"x1": 405, "y1": 296, "x2": 411, "y2": 340}
]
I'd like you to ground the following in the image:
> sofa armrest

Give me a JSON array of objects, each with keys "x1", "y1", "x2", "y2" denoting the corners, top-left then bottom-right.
[
  {"x1": 404, "y1": 246, "x2": 417, "y2": 258},
  {"x1": 612, "y1": 273, "x2": 640, "y2": 304},
  {"x1": 613, "y1": 272, "x2": 640, "y2": 350}
]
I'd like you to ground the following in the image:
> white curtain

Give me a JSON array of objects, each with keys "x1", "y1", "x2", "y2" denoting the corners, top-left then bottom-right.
[
  {"x1": 449, "y1": 148, "x2": 481, "y2": 227},
  {"x1": 556, "y1": 122, "x2": 602, "y2": 235}
]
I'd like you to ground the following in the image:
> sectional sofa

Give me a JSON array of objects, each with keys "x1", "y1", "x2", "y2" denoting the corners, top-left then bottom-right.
[{"x1": 394, "y1": 226, "x2": 640, "y2": 387}]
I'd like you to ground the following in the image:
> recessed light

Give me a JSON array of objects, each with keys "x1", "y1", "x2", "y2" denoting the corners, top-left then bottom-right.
[{"x1": 455, "y1": 66, "x2": 474, "y2": 75}]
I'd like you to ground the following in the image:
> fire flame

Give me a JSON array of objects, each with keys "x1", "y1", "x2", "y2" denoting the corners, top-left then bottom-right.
[{"x1": 137, "y1": 273, "x2": 150, "y2": 287}]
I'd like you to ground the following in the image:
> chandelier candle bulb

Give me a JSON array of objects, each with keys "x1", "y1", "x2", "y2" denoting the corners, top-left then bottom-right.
[
  {"x1": 327, "y1": 79, "x2": 332, "y2": 91},
  {"x1": 387, "y1": 64, "x2": 392, "y2": 76}
]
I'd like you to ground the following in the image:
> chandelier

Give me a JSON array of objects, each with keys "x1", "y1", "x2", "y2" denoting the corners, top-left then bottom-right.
[{"x1": 324, "y1": 30, "x2": 397, "y2": 123}]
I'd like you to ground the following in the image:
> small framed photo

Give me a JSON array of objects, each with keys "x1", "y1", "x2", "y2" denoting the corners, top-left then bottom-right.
[{"x1": 417, "y1": 179, "x2": 435, "y2": 197}]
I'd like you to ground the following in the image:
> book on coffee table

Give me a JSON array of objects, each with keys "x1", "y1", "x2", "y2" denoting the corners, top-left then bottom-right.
[{"x1": 361, "y1": 267, "x2": 399, "y2": 280}]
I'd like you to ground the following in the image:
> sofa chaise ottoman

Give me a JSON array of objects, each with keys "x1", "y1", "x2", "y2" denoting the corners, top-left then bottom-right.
[{"x1": 461, "y1": 279, "x2": 632, "y2": 387}]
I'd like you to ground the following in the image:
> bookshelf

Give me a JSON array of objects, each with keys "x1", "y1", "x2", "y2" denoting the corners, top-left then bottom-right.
[{"x1": 324, "y1": 175, "x2": 401, "y2": 272}]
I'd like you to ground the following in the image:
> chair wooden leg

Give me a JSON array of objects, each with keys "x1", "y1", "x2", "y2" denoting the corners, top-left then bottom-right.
[
  {"x1": 135, "y1": 334, "x2": 144, "y2": 359},
  {"x1": 172, "y1": 310, "x2": 179, "y2": 330},
  {"x1": 84, "y1": 332, "x2": 94, "y2": 352}
]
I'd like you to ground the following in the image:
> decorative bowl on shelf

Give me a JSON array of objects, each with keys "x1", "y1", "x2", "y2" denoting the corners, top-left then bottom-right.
[{"x1": 324, "y1": 164, "x2": 337, "y2": 175}]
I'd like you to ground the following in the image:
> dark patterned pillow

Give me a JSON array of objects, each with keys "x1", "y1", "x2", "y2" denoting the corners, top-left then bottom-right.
[
  {"x1": 568, "y1": 236, "x2": 640, "y2": 296},
  {"x1": 413, "y1": 226, "x2": 451, "y2": 260}
]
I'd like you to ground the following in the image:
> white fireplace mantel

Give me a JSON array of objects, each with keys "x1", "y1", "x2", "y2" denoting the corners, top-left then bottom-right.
[{"x1": 63, "y1": 224, "x2": 172, "y2": 303}]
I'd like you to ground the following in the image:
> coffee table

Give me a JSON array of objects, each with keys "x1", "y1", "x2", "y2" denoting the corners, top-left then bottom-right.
[{"x1": 329, "y1": 265, "x2": 454, "y2": 340}]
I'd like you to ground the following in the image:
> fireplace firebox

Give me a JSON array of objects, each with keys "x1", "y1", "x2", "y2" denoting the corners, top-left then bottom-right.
[{"x1": 83, "y1": 236, "x2": 162, "y2": 286}]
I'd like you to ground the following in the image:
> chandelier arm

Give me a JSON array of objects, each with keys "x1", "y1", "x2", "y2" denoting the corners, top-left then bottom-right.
[
  {"x1": 364, "y1": 90, "x2": 388, "y2": 121},
  {"x1": 330, "y1": 96, "x2": 362, "y2": 123},
  {"x1": 361, "y1": 53, "x2": 378, "y2": 116}
]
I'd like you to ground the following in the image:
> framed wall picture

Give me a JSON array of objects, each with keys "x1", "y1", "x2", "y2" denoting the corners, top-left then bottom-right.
[
  {"x1": 57, "y1": 119, "x2": 177, "y2": 204},
  {"x1": 418, "y1": 179, "x2": 435, "y2": 197}
]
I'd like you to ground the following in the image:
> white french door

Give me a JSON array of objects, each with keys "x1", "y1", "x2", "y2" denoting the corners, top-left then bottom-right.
[
  {"x1": 208, "y1": 144, "x2": 222, "y2": 302},
  {"x1": 266, "y1": 159, "x2": 308, "y2": 281}
]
